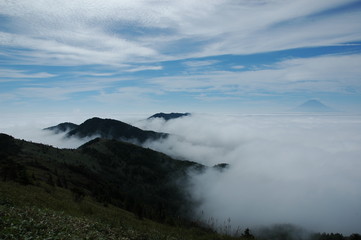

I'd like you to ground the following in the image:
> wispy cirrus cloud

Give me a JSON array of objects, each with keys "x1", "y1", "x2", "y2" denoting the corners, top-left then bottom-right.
[
  {"x1": 125, "y1": 65, "x2": 163, "y2": 72},
  {"x1": 231, "y1": 65, "x2": 245, "y2": 70},
  {"x1": 1, "y1": 0, "x2": 360, "y2": 66},
  {"x1": 2, "y1": 53, "x2": 360, "y2": 113},
  {"x1": 150, "y1": 54, "x2": 361, "y2": 95},
  {"x1": 1, "y1": 0, "x2": 361, "y2": 114},
  {"x1": 183, "y1": 60, "x2": 219, "y2": 68},
  {"x1": 0, "y1": 68, "x2": 56, "y2": 80},
  {"x1": 95, "y1": 87, "x2": 164, "y2": 108}
]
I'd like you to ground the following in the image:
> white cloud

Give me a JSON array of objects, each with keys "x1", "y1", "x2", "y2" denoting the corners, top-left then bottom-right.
[
  {"x1": 125, "y1": 65, "x2": 163, "y2": 72},
  {"x1": 15, "y1": 87, "x2": 71, "y2": 100},
  {"x1": 2, "y1": 53, "x2": 360, "y2": 111},
  {"x1": 0, "y1": 121, "x2": 92, "y2": 149},
  {"x1": 183, "y1": 60, "x2": 219, "y2": 67},
  {"x1": 5, "y1": 74, "x2": 137, "y2": 101},
  {"x1": 149, "y1": 54, "x2": 361, "y2": 95},
  {"x1": 1, "y1": 0, "x2": 360, "y2": 65},
  {"x1": 135, "y1": 113, "x2": 361, "y2": 235},
  {"x1": 232, "y1": 65, "x2": 245, "y2": 70},
  {"x1": 0, "y1": 68, "x2": 56, "y2": 79},
  {"x1": 95, "y1": 86, "x2": 163, "y2": 106},
  {"x1": 0, "y1": 30, "x2": 157, "y2": 66},
  {"x1": 0, "y1": 93, "x2": 17, "y2": 102}
]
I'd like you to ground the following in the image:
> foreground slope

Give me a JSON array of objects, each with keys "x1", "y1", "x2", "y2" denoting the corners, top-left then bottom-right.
[{"x1": 1, "y1": 180, "x2": 240, "y2": 240}]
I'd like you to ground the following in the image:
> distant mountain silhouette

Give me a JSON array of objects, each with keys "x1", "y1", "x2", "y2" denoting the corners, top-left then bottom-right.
[
  {"x1": 43, "y1": 122, "x2": 78, "y2": 133},
  {"x1": 291, "y1": 100, "x2": 334, "y2": 112},
  {"x1": 45, "y1": 117, "x2": 168, "y2": 143},
  {"x1": 148, "y1": 112, "x2": 191, "y2": 121}
]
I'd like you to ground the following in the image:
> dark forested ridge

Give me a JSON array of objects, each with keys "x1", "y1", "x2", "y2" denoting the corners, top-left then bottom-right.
[
  {"x1": 0, "y1": 133, "x2": 201, "y2": 220},
  {"x1": 44, "y1": 117, "x2": 168, "y2": 143}
]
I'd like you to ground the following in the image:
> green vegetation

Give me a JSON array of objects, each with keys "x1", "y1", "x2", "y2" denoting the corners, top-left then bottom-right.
[{"x1": 0, "y1": 182, "x2": 239, "y2": 240}]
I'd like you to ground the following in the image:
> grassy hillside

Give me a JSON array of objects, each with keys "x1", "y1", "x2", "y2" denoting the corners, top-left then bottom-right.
[{"x1": 0, "y1": 181, "x2": 242, "y2": 240}]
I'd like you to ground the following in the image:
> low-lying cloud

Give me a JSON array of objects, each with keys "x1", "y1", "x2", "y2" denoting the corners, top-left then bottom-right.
[
  {"x1": 0, "y1": 121, "x2": 92, "y2": 149},
  {"x1": 135, "y1": 114, "x2": 361, "y2": 235}
]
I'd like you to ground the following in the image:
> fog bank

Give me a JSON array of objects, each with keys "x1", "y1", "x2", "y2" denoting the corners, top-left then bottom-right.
[
  {"x1": 0, "y1": 121, "x2": 92, "y2": 149},
  {"x1": 135, "y1": 114, "x2": 361, "y2": 235}
]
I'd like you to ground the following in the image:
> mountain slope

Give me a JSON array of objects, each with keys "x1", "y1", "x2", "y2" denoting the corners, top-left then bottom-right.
[{"x1": 45, "y1": 117, "x2": 168, "y2": 143}]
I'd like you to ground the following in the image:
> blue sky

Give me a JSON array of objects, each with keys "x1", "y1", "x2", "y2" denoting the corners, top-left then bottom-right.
[{"x1": 1, "y1": 0, "x2": 361, "y2": 117}]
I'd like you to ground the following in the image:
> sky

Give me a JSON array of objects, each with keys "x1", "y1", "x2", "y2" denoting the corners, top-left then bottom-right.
[{"x1": 1, "y1": 0, "x2": 361, "y2": 117}]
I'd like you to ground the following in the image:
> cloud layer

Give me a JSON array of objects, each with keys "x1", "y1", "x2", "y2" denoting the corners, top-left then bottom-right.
[
  {"x1": 1, "y1": 0, "x2": 360, "y2": 66},
  {"x1": 135, "y1": 114, "x2": 361, "y2": 234},
  {"x1": 1, "y1": 1, "x2": 361, "y2": 114}
]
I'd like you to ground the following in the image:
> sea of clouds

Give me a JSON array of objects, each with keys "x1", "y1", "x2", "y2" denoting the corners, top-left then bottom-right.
[
  {"x1": 0, "y1": 124, "x2": 88, "y2": 149},
  {"x1": 1, "y1": 113, "x2": 360, "y2": 235},
  {"x1": 135, "y1": 113, "x2": 361, "y2": 235}
]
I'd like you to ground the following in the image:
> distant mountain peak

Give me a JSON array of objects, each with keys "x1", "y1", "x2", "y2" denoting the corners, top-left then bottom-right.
[
  {"x1": 43, "y1": 122, "x2": 78, "y2": 133},
  {"x1": 148, "y1": 112, "x2": 191, "y2": 121},
  {"x1": 292, "y1": 99, "x2": 334, "y2": 112},
  {"x1": 44, "y1": 117, "x2": 168, "y2": 143}
]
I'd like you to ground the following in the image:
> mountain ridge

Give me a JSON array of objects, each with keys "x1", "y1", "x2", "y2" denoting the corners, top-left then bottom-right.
[
  {"x1": 44, "y1": 117, "x2": 168, "y2": 143},
  {"x1": 148, "y1": 112, "x2": 191, "y2": 121},
  {"x1": 44, "y1": 122, "x2": 78, "y2": 133}
]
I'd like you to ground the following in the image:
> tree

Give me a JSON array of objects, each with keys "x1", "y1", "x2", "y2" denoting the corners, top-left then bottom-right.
[
  {"x1": 350, "y1": 234, "x2": 361, "y2": 240},
  {"x1": 242, "y1": 228, "x2": 255, "y2": 239}
]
